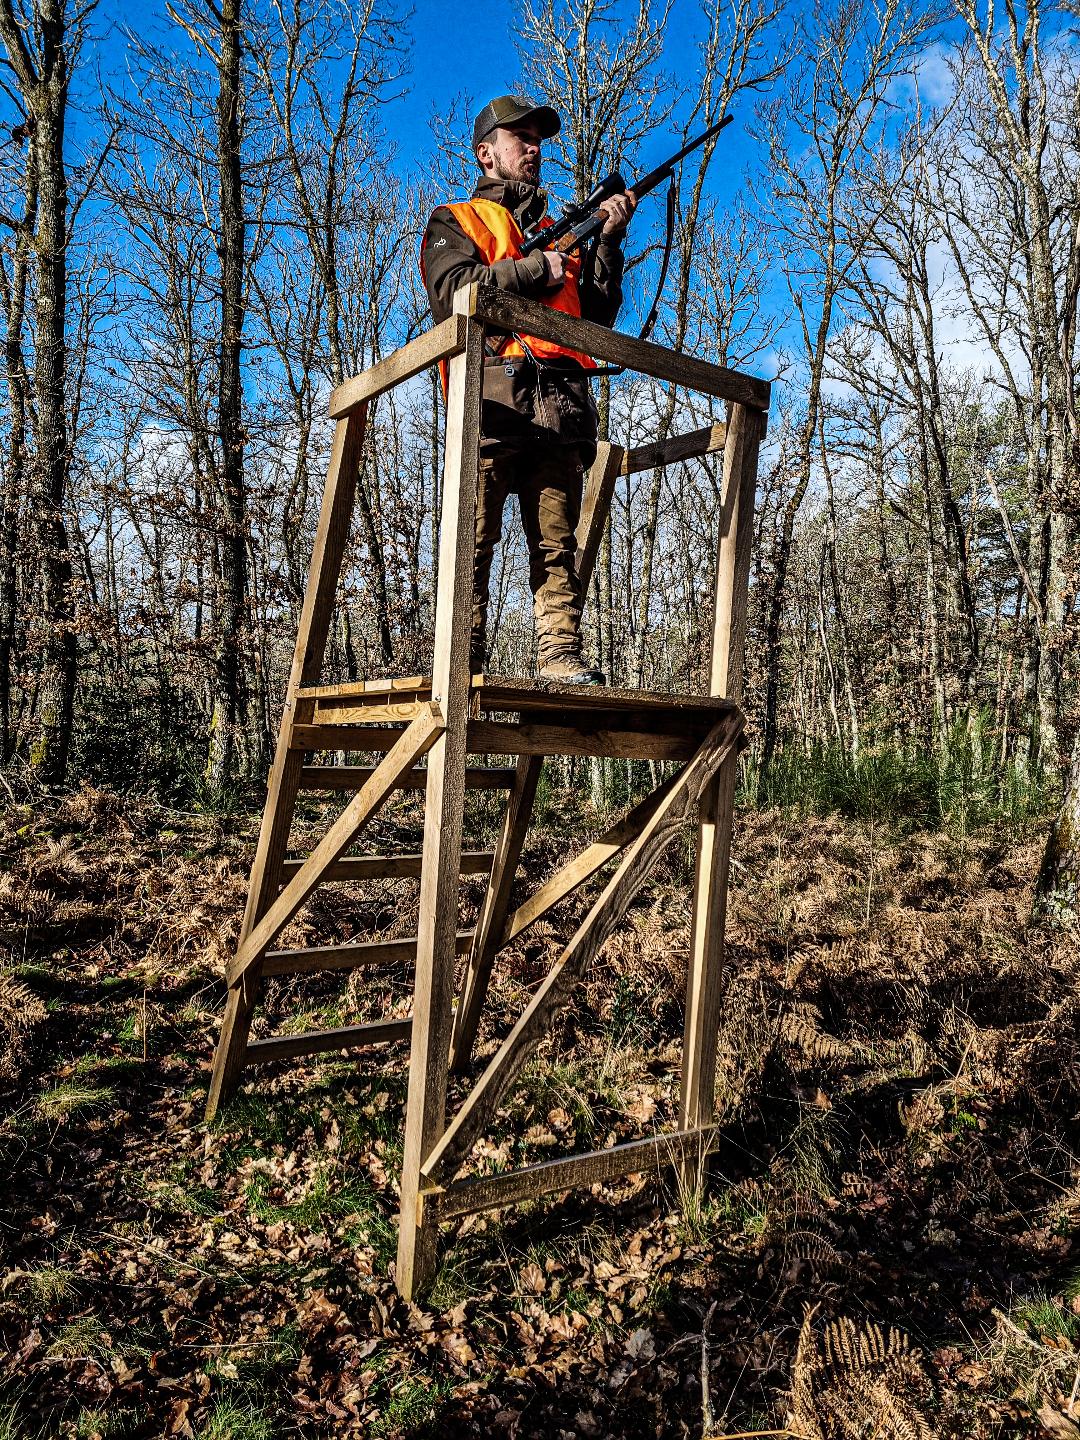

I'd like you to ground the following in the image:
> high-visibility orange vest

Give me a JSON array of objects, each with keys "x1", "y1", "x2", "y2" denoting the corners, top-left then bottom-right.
[{"x1": 422, "y1": 197, "x2": 597, "y2": 384}]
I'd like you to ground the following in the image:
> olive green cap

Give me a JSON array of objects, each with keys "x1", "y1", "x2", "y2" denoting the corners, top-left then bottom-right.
[{"x1": 472, "y1": 94, "x2": 560, "y2": 151}]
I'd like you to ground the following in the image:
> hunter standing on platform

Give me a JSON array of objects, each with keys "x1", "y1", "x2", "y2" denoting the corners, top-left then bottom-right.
[{"x1": 421, "y1": 94, "x2": 636, "y2": 685}]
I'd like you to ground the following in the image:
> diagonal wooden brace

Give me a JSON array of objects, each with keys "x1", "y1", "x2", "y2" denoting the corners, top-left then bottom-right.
[
  {"x1": 225, "y1": 705, "x2": 444, "y2": 987},
  {"x1": 420, "y1": 710, "x2": 744, "y2": 1189}
]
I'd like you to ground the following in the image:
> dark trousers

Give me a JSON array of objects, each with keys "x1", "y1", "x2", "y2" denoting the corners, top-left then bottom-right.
[{"x1": 473, "y1": 445, "x2": 586, "y2": 667}]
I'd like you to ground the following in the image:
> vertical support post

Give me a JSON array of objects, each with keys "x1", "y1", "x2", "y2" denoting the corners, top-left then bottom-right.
[
  {"x1": 678, "y1": 403, "x2": 762, "y2": 1147},
  {"x1": 396, "y1": 289, "x2": 485, "y2": 1298},
  {"x1": 206, "y1": 411, "x2": 368, "y2": 1122}
]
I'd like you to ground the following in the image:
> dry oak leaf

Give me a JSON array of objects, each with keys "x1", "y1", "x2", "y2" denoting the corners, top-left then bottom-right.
[
  {"x1": 1039, "y1": 1403, "x2": 1080, "y2": 1439},
  {"x1": 520, "y1": 1260, "x2": 546, "y2": 1293}
]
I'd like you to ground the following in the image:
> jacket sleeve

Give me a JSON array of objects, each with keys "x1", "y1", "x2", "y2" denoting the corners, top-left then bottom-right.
[
  {"x1": 421, "y1": 207, "x2": 553, "y2": 323},
  {"x1": 578, "y1": 235, "x2": 624, "y2": 328}
]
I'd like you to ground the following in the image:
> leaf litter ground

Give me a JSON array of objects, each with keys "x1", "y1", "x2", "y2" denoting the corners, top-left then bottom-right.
[{"x1": 1, "y1": 782, "x2": 1079, "y2": 1438}]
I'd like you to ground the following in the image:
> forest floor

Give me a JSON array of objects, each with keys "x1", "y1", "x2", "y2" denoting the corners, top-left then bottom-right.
[{"x1": 1, "y1": 779, "x2": 1079, "y2": 1439}]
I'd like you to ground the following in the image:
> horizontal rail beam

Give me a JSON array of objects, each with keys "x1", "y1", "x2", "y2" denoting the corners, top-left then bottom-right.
[
  {"x1": 460, "y1": 286, "x2": 770, "y2": 409},
  {"x1": 466, "y1": 719, "x2": 700, "y2": 762},
  {"x1": 622, "y1": 423, "x2": 727, "y2": 475},
  {"x1": 245, "y1": 1017, "x2": 412, "y2": 1064},
  {"x1": 298, "y1": 764, "x2": 515, "y2": 790},
  {"x1": 279, "y1": 852, "x2": 494, "y2": 882},
  {"x1": 263, "y1": 928, "x2": 474, "y2": 977},
  {"x1": 427, "y1": 1125, "x2": 719, "y2": 1219},
  {"x1": 328, "y1": 317, "x2": 467, "y2": 418}
]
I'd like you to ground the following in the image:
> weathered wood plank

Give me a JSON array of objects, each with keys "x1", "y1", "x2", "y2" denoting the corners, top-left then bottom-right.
[
  {"x1": 680, "y1": 402, "x2": 761, "y2": 1144},
  {"x1": 466, "y1": 719, "x2": 700, "y2": 762},
  {"x1": 574, "y1": 441, "x2": 624, "y2": 593},
  {"x1": 263, "y1": 929, "x2": 475, "y2": 977},
  {"x1": 298, "y1": 765, "x2": 515, "y2": 791},
  {"x1": 474, "y1": 680, "x2": 737, "y2": 717},
  {"x1": 467, "y1": 285, "x2": 771, "y2": 408},
  {"x1": 297, "y1": 675, "x2": 431, "y2": 700},
  {"x1": 503, "y1": 774, "x2": 679, "y2": 945},
  {"x1": 422, "y1": 711, "x2": 744, "y2": 1188},
  {"x1": 450, "y1": 755, "x2": 543, "y2": 1071},
  {"x1": 279, "y1": 852, "x2": 494, "y2": 882},
  {"x1": 397, "y1": 302, "x2": 486, "y2": 1299},
  {"x1": 226, "y1": 707, "x2": 443, "y2": 987},
  {"x1": 328, "y1": 317, "x2": 467, "y2": 418},
  {"x1": 290, "y1": 724, "x2": 407, "y2": 752},
  {"x1": 621, "y1": 423, "x2": 726, "y2": 476},
  {"x1": 428, "y1": 1125, "x2": 719, "y2": 1219},
  {"x1": 245, "y1": 1017, "x2": 412, "y2": 1064}
]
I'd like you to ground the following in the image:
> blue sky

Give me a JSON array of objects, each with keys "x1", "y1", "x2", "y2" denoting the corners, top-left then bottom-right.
[{"x1": 381, "y1": 0, "x2": 767, "y2": 197}]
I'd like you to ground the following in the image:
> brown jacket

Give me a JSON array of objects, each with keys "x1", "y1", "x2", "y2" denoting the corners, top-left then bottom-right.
[{"x1": 421, "y1": 177, "x2": 625, "y2": 458}]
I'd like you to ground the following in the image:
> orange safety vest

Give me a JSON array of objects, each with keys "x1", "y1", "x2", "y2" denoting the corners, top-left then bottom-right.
[{"x1": 421, "y1": 197, "x2": 597, "y2": 388}]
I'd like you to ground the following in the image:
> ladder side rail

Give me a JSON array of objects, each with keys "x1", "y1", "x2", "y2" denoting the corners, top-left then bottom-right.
[
  {"x1": 206, "y1": 411, "x2": 368, "y2": 1121},
  {"x1": 396, "y1": 293, "x2": 487, "y2": 1298}
]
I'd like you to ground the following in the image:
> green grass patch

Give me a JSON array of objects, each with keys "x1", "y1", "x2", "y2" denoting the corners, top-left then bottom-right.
[
  {"x1": 369, "y1": 1375, "x2": 451, "y2": 1438},
  {"x1": 244, "y1": 1169, "x2": 396, "y2": 1263},
  {"x1": 34, "y1": 1082, "x2": 114, "y2": 1124},
  {"x1": 194, "y1": 1397, "x2": 276, "y2": 1440}
]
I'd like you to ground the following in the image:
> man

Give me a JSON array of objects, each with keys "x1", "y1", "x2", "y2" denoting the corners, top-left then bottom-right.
[{"x1": 421, "y1": 94, "x2": 635, "y2": 684}]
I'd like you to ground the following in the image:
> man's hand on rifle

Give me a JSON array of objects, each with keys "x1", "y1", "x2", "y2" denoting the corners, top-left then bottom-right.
[
  {"x1": 541, "y1": 249, "x2": 568, "y2": 288},
  {"x1": 598, "y1": 190, "x2": 636, "y2": 238}
]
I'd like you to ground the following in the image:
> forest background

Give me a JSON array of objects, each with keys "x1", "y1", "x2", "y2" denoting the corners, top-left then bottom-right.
[{"x1": 1, "y1": 0, "x2": 1078, "y2": 842}]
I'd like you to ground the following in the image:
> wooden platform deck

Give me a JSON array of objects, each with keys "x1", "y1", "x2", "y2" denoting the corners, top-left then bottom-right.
[{"x1": 293, "y1": 675, "x2": 741, "y2": 764}]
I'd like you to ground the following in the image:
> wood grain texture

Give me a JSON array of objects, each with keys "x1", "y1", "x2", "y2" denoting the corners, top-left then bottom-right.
[
  {"x1": 396, "y1": 309, "x2": 486, "y2": 1300},
  {"x1": 279, "y1": 852, "x2": 493, "y2": 882},
  {"x1": 327, "y1": 317, "x2": 467, "y2": 418},
  {"x1": 575, "y1": 442, "x2": 624, "y2": 593},
  {"x1": 245, "y1": 1017, "x2": 412, "y2": 1064},
  {"x1": 226, "y1": 706, "x2": 443, "y2": 986},
  {"x1": 429, "y1": 1125, "x2": 718, "y2": 1219},
  {"x1": 422, "y1": 711, "x2": 744, "y2": 1188},
  {"x1": 263, "y1": 929, "x2": 474, "y2": 977},
  {"x1": 680, "y1": 401, "x2": 762, "y2": 1141},
  {"x1": 290, "y1": 724, "x2": 407, "y2": 751},
  {"x1": 450, "y1": 754, "x2": 543, "y2": 1072},
  {"x1": 465, "y1": 719, "x2": 700, "y2": 762},
  {"x1": 473, "y1": 679, "x2": 737, "y2": 718},
  {"x1": 298, "y1": 765, "x2": 514, "y2": 791},
  {"x1": 468, "y1": 285, "x2": 771, "y2": 408},
  {"x1": 621, "y1": 423, "x2": 726, "y2": 476}
]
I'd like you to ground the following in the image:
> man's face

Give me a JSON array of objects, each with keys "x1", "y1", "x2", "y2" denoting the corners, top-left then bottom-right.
[{"x1": 477, "y1": 122, "x2": 544, "y2": 186}]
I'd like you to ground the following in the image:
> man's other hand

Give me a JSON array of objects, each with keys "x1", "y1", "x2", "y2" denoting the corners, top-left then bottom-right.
[
  {"x1": 599, "y1": 190, "x2": 636, "y2": 238},
  {"x1": 542, "y1": 248, "x2": 568, "y2": 288}
]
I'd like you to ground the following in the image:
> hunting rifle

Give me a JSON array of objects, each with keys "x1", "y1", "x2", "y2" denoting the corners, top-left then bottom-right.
[{"x1": 520, "y1": 113, "x2": 734, "y2": 257}]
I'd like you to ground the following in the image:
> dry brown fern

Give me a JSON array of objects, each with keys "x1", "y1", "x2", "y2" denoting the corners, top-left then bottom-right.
[
  {"x1": 779, "y1": 1002, "x2": 861, "y2": 1067},
  {"x1": 789, "y1": 1307, "x2": 937, "y2": 1440},
  {"x1": 0, "y1": 968, "x2": 46, "y2": 1079}
]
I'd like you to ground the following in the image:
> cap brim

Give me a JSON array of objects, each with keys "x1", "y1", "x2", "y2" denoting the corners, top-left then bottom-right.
[{"x1": 514, "y1": 104, "x2": 560, "y2": 139}]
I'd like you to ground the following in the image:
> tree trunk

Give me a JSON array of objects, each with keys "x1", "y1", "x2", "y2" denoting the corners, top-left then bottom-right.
[{"x1": 1033, "y1": 732, "x2": 1080, "y2": 926}]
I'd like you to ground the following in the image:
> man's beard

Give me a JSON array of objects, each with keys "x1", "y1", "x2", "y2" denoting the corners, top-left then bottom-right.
[{"x1": 493, "y1": 156, "x2": 540, "y2": 188}]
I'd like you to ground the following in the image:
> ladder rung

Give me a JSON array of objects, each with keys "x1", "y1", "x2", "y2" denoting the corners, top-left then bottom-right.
[
  {"x1": 245, "y1": 1017, "x2": 411, "y2": 1064},
  {"x1": 263, "y1": 928, "x2": 474, "y2": 977},
  {"x1": 279, "y1": 851, "x2": 494, "y2": 883},
  {"x1": 298, "y1": 764, "x2": 516, "y2": 791}
]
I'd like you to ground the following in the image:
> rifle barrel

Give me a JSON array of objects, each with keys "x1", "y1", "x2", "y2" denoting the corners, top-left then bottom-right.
[{"x1": 630, "y1": 114, "x2": 733, "y2": 198}]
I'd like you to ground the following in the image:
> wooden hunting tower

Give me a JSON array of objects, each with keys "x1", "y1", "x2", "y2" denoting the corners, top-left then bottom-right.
[{"x1": 206, "y1": 283, "x2": 769, "y2": 1298}]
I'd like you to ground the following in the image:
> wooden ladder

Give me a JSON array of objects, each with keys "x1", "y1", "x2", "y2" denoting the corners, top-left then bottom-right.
[{"x1": 205, "y1": 283, "x2": 769, "y2": 1299}]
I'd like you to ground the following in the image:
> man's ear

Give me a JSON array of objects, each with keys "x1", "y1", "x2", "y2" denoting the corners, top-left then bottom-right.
[{"x1": 475, "y1": 138, "x2": 492, "y2": 172}]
